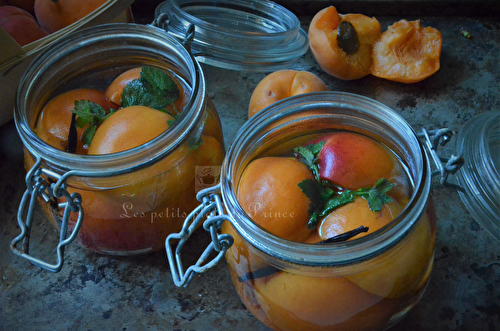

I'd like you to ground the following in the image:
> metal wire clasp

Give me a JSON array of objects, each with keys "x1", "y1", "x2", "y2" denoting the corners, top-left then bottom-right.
[
  {"x1": 418, "y1": 128, "x2": 465, "y2": 191},
  {"x1": 10, "y1": 157, "x2": 84, "y2": 273},
  {"x1": 165, "y1": 184, "x2": 234, "y2": 287}
]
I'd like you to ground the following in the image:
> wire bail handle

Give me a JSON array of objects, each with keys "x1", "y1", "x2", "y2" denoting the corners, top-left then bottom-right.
[
  {"x1": 151, "y1": 13, "x2": 196, "y2": 54},
  {"x1": 165, "y1": 184, "x2": 234, "y2": 287},
  {"x1": 10, "y1": 156, "x2": 84, "y2": 273},
  {"x1": 418, "y1": 128, "x2": 465, "y2": 191}
]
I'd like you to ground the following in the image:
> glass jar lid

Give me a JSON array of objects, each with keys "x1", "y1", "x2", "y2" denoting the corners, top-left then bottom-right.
[
  {"x1": 154, "y1": 0, "x2": 309, "y2": 71},
  {"x1": 455, "y1": 112, "x2": 500, "y2": 241}
]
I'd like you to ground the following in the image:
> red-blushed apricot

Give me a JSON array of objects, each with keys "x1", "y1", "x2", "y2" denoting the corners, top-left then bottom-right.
[
  {"x1": 308, "y1": 6, "x2": 381, "y2": 80},
  {"x1": 372, "y1": 19, "x2": 442, "y2": 83},
  {"x1": 34, "y1": 0, "x2": 107, "y2": 33},
  {"x1": 5, "y1": 0, "x2": 35, "y2": 15},
  {"x1": 309, "y1": 131, "x2": 398, "y2": 190},
  {"x1": 318, "y1": 197, "x2": 403, "y2": 240},
  {"x1": 248, "y1": 70, "x2": 328, "y2": 118},
  {"x1": 34, "y1": 88, "x2": 117, "y2": 154},
  {"x1": 237, "y1": 157, "x2": 314, "y2": 242},
  {"x1": 87, "y1": 105, "x2": 174, "y2": 154},
  {"x1": 0, "y1": 5, "x2": 34, "y2": 19},
  {"x1": 0, "y1": 6, "x2": 48, "y2": 46}
]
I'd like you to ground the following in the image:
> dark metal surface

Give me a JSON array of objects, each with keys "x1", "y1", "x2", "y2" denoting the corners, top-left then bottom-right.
[{"x1": 1, "y1": 3, "x2": 499, "y2": 330}]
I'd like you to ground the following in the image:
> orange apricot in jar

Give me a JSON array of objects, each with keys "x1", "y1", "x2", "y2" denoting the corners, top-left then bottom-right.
[
  {"x1": 34, "y1": 88, "x2": 118, "y2": 154},
  {"x1": 237, "y1": 157, "x2": 314, "y2": 242}
]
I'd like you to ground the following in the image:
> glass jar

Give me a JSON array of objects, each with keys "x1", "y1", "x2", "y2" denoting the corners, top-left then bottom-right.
[
  {"x1": 11, "y1": 23, "x2": 224, "y2": 271},
  {"x1": 167, "y1": 92, "x2": 439, "y2": 331}
]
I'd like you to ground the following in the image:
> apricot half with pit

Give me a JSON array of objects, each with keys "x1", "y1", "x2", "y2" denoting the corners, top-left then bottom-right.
[{"x1": 308, "y1": 6, "x2": 381, "y2": 80}]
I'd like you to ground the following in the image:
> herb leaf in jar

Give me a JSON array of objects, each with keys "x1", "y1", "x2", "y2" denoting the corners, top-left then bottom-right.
[
  {"x1": 121, "y1": 66, "x2": 180, "y2": 114},
  {"x1": 71, "y1": 99, "x2": 115, "y2": 147}
]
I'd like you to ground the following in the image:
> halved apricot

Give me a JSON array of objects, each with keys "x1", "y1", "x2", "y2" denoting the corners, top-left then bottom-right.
[
  {"x1": 308, "y1": 6, "x2": 381, "y2": 80},
  {"x1": 371, "y1": 19, "x2": 442, "y2": 83}
]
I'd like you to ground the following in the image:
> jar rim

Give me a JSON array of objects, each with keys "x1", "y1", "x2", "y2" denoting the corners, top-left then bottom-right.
[
  {"x1": 14, "y1": 23, "x2": 206, "y2": 176},
  {"x1": 154, "y1": 0, "x2": 309, "y2": 71},
  {"x1": 220, "y1": 92, "x2": 431, "y2": 267}
]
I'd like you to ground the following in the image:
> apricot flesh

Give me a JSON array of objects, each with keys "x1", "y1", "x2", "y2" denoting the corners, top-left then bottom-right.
[{"x1": 372, "y1": 19, "x2": 442, "y2": 83}]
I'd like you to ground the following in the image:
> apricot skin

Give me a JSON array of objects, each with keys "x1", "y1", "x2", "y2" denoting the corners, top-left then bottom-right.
[
  {"x1": 310, "y1": 131, "x2": 397, "y2": 190},
  {"x1": 34, "y1": 88, "x2": 117, "y2": 154},
  {"x1": 237, "y1": 157, "x2": 313, "y2": 242},
  {"x1": 0, "y1": 6, "x2": 48, "y2": 46},
  {"x1": 248, "y1": 70, "x2": 327, "y2": 118},
  {"x1": 34, "y1": 0, "x2": 107, "y2": 33}
]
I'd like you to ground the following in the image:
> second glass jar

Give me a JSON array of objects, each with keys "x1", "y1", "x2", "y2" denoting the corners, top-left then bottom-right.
[{"x1": 14, "y1": 23, "x2": 224, "y2": 256}]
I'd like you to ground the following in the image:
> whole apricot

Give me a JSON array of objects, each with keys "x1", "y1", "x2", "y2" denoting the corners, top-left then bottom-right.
[
  {"x1": 34, "y1": 0, "x2": 107, "y2": 33},
  {"x1": 310, "y1": 131, "x2": 398, "y2": 190},
  {"x1": 34, "y1": 88, "x2": 117, "y2": 154},
  {"x1": 88, "y1": 105, "x2": 174, "y2": 154},
  {"x1": 372, "y1": 19, "x2": 442, "y2": 83},
  {"x1": 248, "y1": 70, "x2": 328, "y2": 118},
  {"x1": 0, "y1": 6, "x2": 48, "y2": 46},
  {"x1": 237, "y1": 157, "x2": 314, "y2": 242},
  {"x1": 308, "y1": 6, "x2": 381, "y2": 80}
]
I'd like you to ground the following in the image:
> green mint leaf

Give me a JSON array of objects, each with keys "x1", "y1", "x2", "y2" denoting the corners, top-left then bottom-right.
[
  {"x1": 141, "y1": 66, "x2": 178, "y2": 95},
  {"x1": 374, "y1": 178, "x2": 394, "y2": 194},
  {"x1": 355, "y1": 179, "x2": 394, "y2": 212},
  {"x1": 298, "y1": 179, "x2": 325, "y2": 217},
  {"x1": 319, "y1": 190, "x2": 355, "y2": 217},
  {"x1": 81, "y1": 125, "x2": 97, "y2": 147},
  {"x1": 71, "y1": 100, "x2": 114, "y2": 146},
  {"x1": 121, "y1": 66, "x2": 180, "y2": 111},
  {"x1": 294, "y1": 141, "x2": 325, "y2": 181}
]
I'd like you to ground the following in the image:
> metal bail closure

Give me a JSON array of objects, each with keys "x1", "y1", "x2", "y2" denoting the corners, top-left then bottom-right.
[
  {"x1": 418, "y1": 128, "x2": 465, "y2": 191},
  {"x1": 10, "y1": 156, "x2": 84, "y2": 273},
  {"x1": 151, "y1": 12, "x2": 170, "y2": 32},
  {"x1": 165, "y1": 184, "x2": 234, "y2": 287}
]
